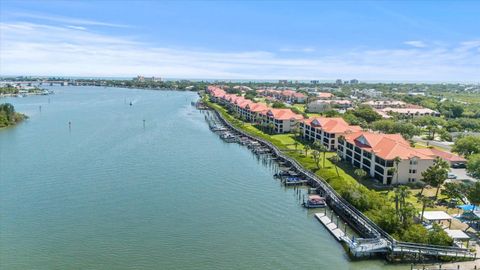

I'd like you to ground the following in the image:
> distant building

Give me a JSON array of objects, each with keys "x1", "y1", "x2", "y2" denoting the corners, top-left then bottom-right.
[
  {"x1": 134, "y1": 76, "x2": 162, "y2": 82},
  {"x1": 362, "y1": 100, "x2": 407, "y2": 109},
  {"x1": 355, "y1": 89, "x2": 382, "y2": 98},
  {"x1": 335, "y1": 79, "x2": 343, "y2": 85},
  {"x1": 311, "y1": 80, "x2": 319, "y2": 84},
  {"x1": 307, "y1": 100, "x2": 352, "y2": 113},
  {"x1": 278, "y1": 80, "x2": 289, "y2": 84},
  {"x1": 408, "y1": 91, "x2": 426, "y2": 96},
  {"x1": 376, "y1": 107, "x2": 440, "y2": 118},
  {"x1": 350, "y1": 79, "x2": 359, "y2": 84},
  {"x1": 315, "y1": 92, "x2": 334, "y2": 99}
]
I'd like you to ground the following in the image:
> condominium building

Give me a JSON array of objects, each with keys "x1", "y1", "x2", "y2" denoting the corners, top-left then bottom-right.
[
  {"x1": 301, "y1": 117, "x2": 361, "y2": 150},
  {"x1": 260, "y1": 109, "x2": 304, "y2": 133},
  {"x1": 337, "y1": 131, "x2": 435, "y2": 185}
]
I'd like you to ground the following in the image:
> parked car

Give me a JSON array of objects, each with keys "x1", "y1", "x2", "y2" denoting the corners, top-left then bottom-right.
[
  {"x1": 447, "y1": 172, "x2": 458, "y2": 179},
  {"x1": 452, "y1": 163, "x2": 466, "y2": 168}
]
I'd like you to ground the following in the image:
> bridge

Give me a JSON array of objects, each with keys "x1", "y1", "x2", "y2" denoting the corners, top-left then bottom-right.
[
  {"x1": 210, "y1": 107, "x2": 477, "y2": 262},
  {"x1": 1, "y1": 80, "x2": 71, "y2": 86}
]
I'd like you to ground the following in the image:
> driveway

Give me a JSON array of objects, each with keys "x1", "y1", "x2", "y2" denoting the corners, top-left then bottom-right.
[{"x1": 449, "y1": 168, "x2": 478, "y2": 182}]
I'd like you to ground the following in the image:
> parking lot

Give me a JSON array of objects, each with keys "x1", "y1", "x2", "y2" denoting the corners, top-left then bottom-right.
[{"x1": 450, "y1": 168, "x2": 478, "y2": 182}]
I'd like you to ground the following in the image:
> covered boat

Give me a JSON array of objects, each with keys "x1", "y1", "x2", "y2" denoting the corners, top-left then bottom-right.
[{"x1": 304, "y1": 195, "x2": 326, "y2": 208}]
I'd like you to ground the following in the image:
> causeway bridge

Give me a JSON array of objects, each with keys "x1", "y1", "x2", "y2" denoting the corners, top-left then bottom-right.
[{"x1": 211, "y1": 108, "x2": 477, "y2": 261}]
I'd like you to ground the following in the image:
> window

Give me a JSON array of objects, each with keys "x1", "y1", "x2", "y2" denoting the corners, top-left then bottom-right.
[
  {"x1": 354, "y1": 153, "x2": 361, "y2": 161},
  {"x1": 386, "y1": 160, "x2": 394, "y2": 167},
  {"x1": 375, "y1": 165, "x2": 384, "y2": 174},
  {"x1": 363, "y1": 151, "x2": 372, "y2": 159},
  {"x1": 346, "y1": 150, "x2": 352, "y2": 156},
  {"x1": 409, "y1": 159, "x2": 418, "y2": 165},
  {"x1": 354, "y1": 160, "x2": 360, "y2": 167},
  {"x1": 355, "y1": 147, "x2": 362, "y2": 154},
  {"x1": 363, "y1": 159, "x2": 371, "y2": 166},
  {"x1": 409, "y1": 169, "x2": 417, "y2": 174}
]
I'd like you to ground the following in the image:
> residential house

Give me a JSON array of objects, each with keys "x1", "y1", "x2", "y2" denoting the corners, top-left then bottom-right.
[{"x1": 260, "y1": 109, "x2": 304, "y2": 133}]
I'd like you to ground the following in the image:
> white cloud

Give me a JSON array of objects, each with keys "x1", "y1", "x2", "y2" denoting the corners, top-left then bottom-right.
[
  {"x1": 66, "y1": 25, "x2": 87, "y2": 31},
  {"x1": 404, "y1": 40, "x2": 427, "y2": 48},
  {"x1": 7, "y1": 12, "x2": 129, "y2": 28},
  {"x1": 279, "y1": 47, "x2": 316, "y2": 53},
  {"x1": 0, "y1": 21, "x2": 479, "y2": 82}
]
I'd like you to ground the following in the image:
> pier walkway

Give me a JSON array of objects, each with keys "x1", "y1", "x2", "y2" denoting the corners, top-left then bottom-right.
[{"x1": 210, "y1": 108, "x2": 477, "y2": 261}]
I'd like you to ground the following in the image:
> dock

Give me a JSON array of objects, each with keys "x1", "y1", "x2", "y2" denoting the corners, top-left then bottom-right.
[{"x1": 315, "y1": 212, "x2": 345, "y2": 241}]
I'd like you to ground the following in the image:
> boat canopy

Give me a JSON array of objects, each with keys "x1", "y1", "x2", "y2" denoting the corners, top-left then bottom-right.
[{"x1": 308, "y1": 195, "x2": 325, "y2": 202}]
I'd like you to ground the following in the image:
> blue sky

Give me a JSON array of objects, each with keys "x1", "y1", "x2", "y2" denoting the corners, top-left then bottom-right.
[{"x1": 0, "y1": 1, "x2": 479, "y2": 82}]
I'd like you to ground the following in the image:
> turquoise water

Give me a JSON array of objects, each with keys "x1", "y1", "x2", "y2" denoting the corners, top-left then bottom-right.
[{"x1": 0, "y1": 87, "x2": 407, "y2": 269}]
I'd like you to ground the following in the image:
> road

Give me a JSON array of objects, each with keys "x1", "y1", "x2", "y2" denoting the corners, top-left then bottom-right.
[{"x1": 412, "y1": 136, "x2": 454, "y2": 151}]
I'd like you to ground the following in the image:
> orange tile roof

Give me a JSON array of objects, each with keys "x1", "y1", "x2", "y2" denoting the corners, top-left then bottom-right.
[
  {"x1": 265, "y1": 109, "x2": 304, "y2": 121},
  {"x1": 304, "y1": 117, "x2": 361, "y2": 134},
  {"x1": 317, "y1": 92, "x2": 334, "y2": 99},
  {"x1": 237, "y1": 99, "x2": 253, "y2": 109},
  {"x1": 246, "y1": 103, "x2": 269, "y2": 112},
  {"x1": 344, "y1": 131, "x2": 434, "y2": 160},
  {"x1": 415, "y1": 148, "x2": 467, "y2": 163}
]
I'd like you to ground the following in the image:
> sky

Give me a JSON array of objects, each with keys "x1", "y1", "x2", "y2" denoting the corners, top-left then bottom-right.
[{"x1": 0, "y1": 1, "x2": 479, "y2": 82}]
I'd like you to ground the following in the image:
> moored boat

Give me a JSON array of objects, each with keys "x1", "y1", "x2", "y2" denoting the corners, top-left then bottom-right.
[{"x1": 304, "y1": 195, "x2": 326, "y2": 208}]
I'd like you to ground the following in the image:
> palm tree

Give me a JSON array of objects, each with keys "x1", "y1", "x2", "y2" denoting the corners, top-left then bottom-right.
[
  {"x1": 393, "y1": 156, "x2": 402, "y2": 185},
  {"x1": 318, "y1": 144, "x2": 328, "y2": 168},
  {"x1": 291, "y1": 122, "x2": 301, "y2": 139},
  {"x1": 267, "y1": 123, "x2": 276, "y2": 134},
  {"x1": 330, "y1": 154, "x2": 341, "y2": 176},
  {"x1": 293, "y1": 141, "x2": 299, "y2": 151},
  {"x1": 398, "y1": 186, "x2": 411, "y2": 214},
  {"x1": 387, "y1": 167, "x2": 396, "y2": 186},
  {"x1": 312, "y1": 150, "x2": 321, "y2": 169},
  {"x1": 393, "y1": 187, "x2": 400, "y2": 218},
  {"x1": 304, "y1": 145, "x2": 311, "y2": 157}
]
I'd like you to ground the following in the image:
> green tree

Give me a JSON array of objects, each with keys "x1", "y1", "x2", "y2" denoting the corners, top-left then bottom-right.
[
  {"x1": 350, "y1": 105, "x2": 382, "y2": 123},
  {"x1": 354, "y1": 168, "x2": 367, "y2": 180},
  {"x1": 452, "y1": 135, "x2": 480, "y2": 157},
  {"x1": 466, "y1": 182, "x2": 480, "y2": 210},
  {"x1": 420, "y1": 157, "x2": 449, "y2": 199},
  {"x1": 441, "y1": 182, "x2": 463, "y2": 202},
  {"x1": 466, "y1": 153, "x2": 480, "y2": 179}
]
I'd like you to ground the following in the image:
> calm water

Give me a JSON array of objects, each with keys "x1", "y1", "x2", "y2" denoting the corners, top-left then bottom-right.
[{"x1": 0, "y1": 87, "x2": 407, "y2": 269}]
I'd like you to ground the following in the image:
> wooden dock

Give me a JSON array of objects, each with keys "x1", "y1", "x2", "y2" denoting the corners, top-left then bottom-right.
[{"x1": 315, "y1": 213, "x2": 345, "y2": 241}]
